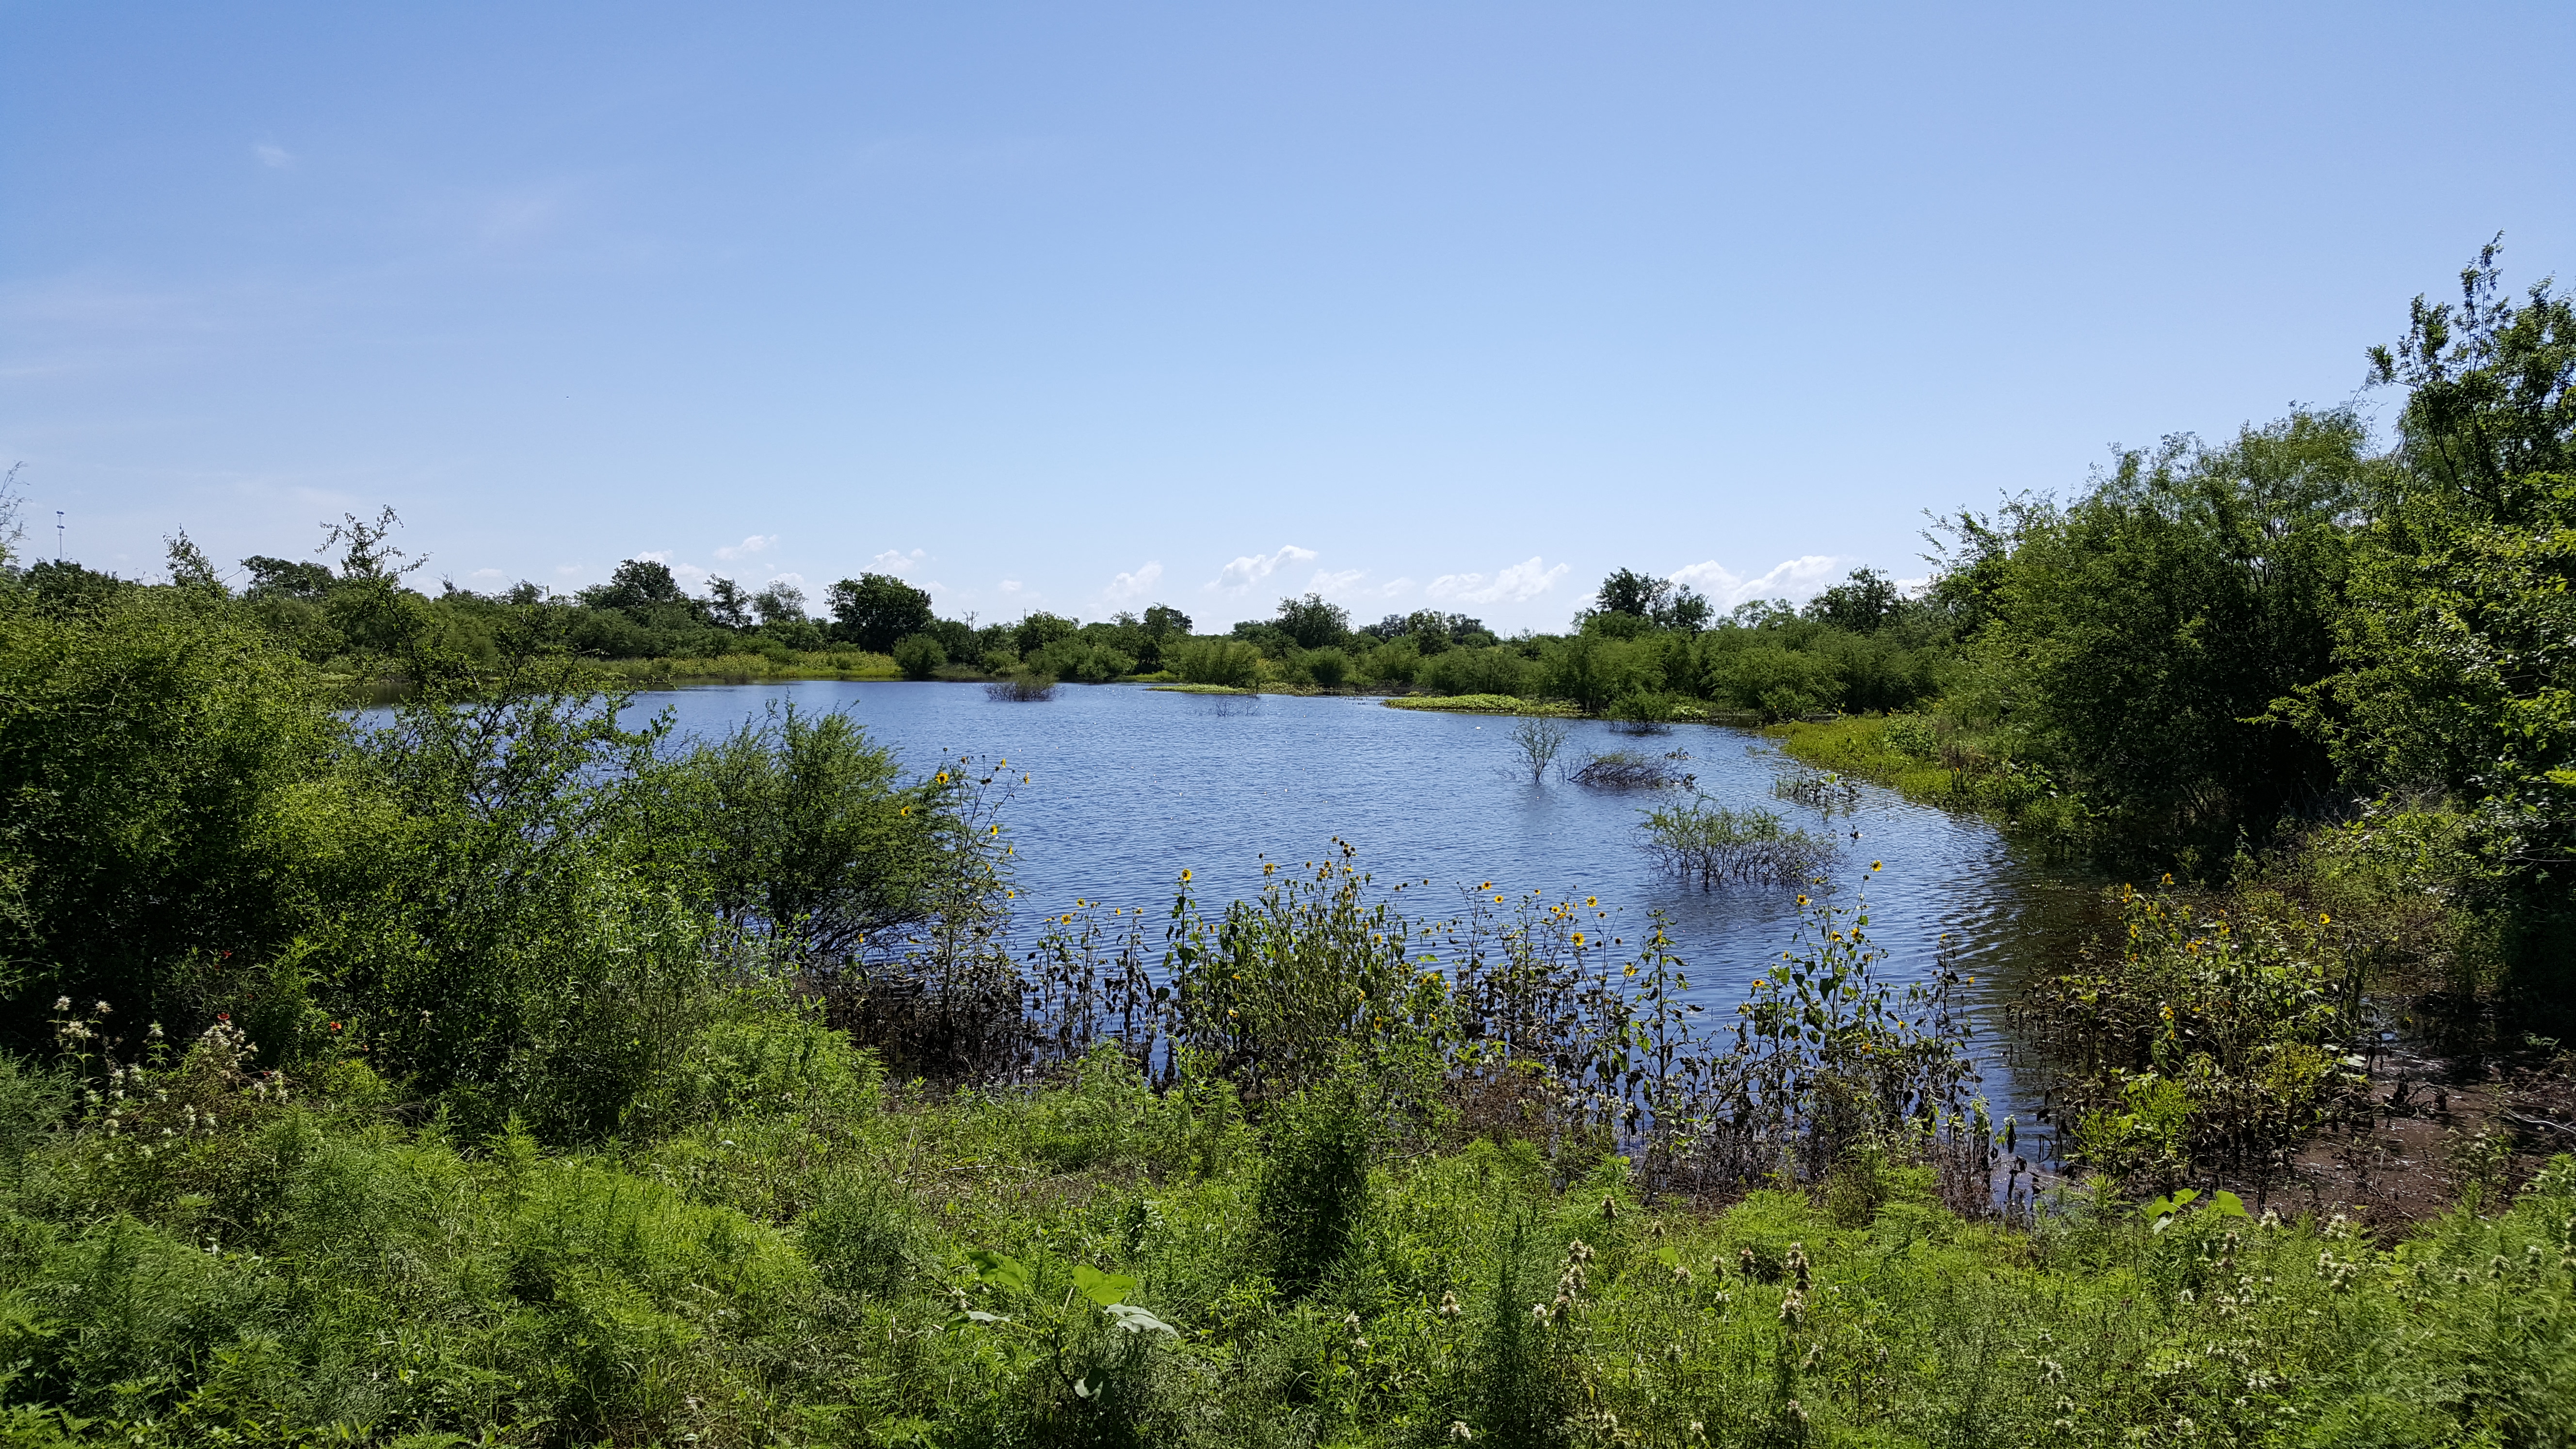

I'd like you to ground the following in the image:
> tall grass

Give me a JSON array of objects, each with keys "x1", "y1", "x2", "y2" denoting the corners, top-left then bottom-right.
[{"x1": 7, "y1": 933, "x2": 2569, "y2": 1445}]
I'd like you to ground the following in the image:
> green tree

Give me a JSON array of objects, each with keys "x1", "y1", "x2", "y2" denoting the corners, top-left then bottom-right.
[
  {"x1": 1589, "y1": 567, "x2": 1669, "y2": 620},
  {"x1": 1803, "y1": 567, "x2": 1903, "y2": 633},
  {"x1": 0, "y1": 562, "x2": 341, "y2": 1038},
  {"x1": 1946, "y1": 410, "x2": 2374, "y2": 861},
  {"x1": 752, "y1": 580, "x2": 807, "y2": 625},
  {"x1": 241, "y1": 555, "x2": 335, "y2": 599},
  {"x1": 1013, "y1": 611, "x2": 1079, "y2": 657},
  {"x1": 1273, "y1": 593, "x2": 1349, "y2": 649},
  {"x1": 703, "y1": 576, "x2": 754, "y2": 629},
  {"x1": 580, "y1": 558, "x2": 692, "y2": 614},
  {"x1": 827, "y1": 573, "x2": 934, "y2": 651},
  {"x1": 2302, "y1": 248, "x2": 2576, "y2": 988},
  {"x1": 649, "y1": 704, "x2": 964, "y2": 960}
]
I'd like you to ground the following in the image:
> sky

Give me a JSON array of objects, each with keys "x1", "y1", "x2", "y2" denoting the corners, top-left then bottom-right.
[{"x1": 3, "y1": 3, "x2": 2572, "y2": 632}]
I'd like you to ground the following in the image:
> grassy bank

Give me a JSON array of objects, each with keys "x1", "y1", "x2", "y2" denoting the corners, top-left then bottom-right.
[
  {"x1": 4, "y1": 1025, "x2": 2568, "y2": 1448},
  {"x1": 1385, "y1": 693, "x2": 1580, "y2": 717},
  {"x1": 592, "y1": 648, "x2": 903, "y2": 686},
  {"x1": 1766, "y1": 714, "x2": 1958, "y2": 805}
]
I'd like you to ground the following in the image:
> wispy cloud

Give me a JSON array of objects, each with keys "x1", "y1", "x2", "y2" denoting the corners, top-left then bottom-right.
[
  {"x1": 1308, "y1": 568, "x2": 1367, "y2": 594},
  {"x1": 1426, "y1": 557, "x2": 1571, "y2": 606},
  {"x1": 1104, "y1": 561, "x2": 1163, "y2": 602},
  {"x1": 253, "y1": 143, "x2": 294, "y2": 170},
  {"x1": 1208, "y1": 543, "x2": 1318, "y2": 596},
  {"x1": 1667, "y1": 555, "x2": 1846, "y2": 606},
  {"x1": 872, "y1": 547, "x2": 927, "y2": 573},
  {"x1": 714, "y1": 533, "x2": 776, "y2": 562}
]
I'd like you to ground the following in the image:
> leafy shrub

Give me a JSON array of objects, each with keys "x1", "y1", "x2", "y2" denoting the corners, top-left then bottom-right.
[
  {"x1": 1638, "y1": 799, "x2": 1835, "y2": 886},
  {"x1": 2023, "y1": 880, "x2": 2370, "y2": 1192},
  {"x1": 1254, "y1": 1056, "x2": 1376, "y2": 1295},
  {"x1": 1298, "y1": 646, "x2": 1352, "y2": 688},
  {"x1": 987, "y1": 673, "x2": 1058, "y2": 701},
  {"x1": 1171, "y1": 638, "x2": 1263, "y2": 688},
  {"x1": 891, "y1": 631, "x2": 946, "y2": 679},
  {"x1": 1420, "y1": 644, "x2": 1531, "y2": 697},
  {"x1": 1604, "y1": 689, "x2": 1680, "y2": 732},
  {"x1": 1030, "y1": 638, "x2": 1136, "y2": 683}
]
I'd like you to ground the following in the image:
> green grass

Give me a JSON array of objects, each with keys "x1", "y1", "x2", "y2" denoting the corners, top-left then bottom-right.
[
  {"x1": 591, "y1": 649, "x2": 903, "y2": 686},
  {"x1": 1384, "y1": 693, "x2": 1578, "y2": 717},
  {"x1": 4, "y1": 1030, "x2": 2570, "y2": 1448},
  {"x1": 1768, "y1": 713, "x2": 1964, "y2": 804},
  {"x1": 1149, "y1": 681, "x2": 1261, "y2": 695}
]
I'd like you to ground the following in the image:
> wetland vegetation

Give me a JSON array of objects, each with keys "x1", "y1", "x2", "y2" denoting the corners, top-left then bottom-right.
[{"x1": 0, "y1": 246, "x2": 2573, "y2": 1444}]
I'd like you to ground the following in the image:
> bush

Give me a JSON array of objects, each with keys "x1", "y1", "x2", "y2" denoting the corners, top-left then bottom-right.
[
  {"x1": 1420, "y1": 645, "x2": 1531, "y2": 697},
  {"x1": 1299, "y1": 646, "x2": 1352, "y2": 688},
  {"x1": 1638, "y1": 799, "x2": 1835, "y2": 886},
  {"x1": 1030, "y1": 638, "x2": 1136, "y2": 683},
  {"x1": 1255, "y1": 1057, "x2": 1376, "y2": 1295},
  {"x1": 987, "y1": 673, "x2": 1058, "y2": 701},
  {"x1": 0, "y1": 581, "x2": 341, "y2": 1041},
  {"x1": 891, "y1": 632, "x2": 946, "y2": 680},
  {"x1": 1172, "y1": 638, "x2": 1263, "y2": 688}
]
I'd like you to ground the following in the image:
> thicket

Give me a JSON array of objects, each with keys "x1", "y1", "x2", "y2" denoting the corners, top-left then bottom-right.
[
  {"x1": 1785, "y1": 246, "x2": 2576, "y2": 1021},
  {"x1": 5, "y1": 509, "x2": 2575, "y2": 1443}
]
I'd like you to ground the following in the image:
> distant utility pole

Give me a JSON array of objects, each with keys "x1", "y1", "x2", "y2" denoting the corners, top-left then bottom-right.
[{"x1": 56, "y1": 511, "x2": 64, "y2": 560}]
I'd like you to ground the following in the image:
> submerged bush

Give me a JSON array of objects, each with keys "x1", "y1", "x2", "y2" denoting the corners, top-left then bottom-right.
[
  {"x1": 1570, "y1": 750, "x2": 1693, "y2": 789},
  {"x1": 1638, "y1": 798, "x2": 1835, "y2": 886},
  {"x1": 986, "y1": 673, "x2": 1058, "y2": 701},
  {"x1": 2019, "y1": 879, "x2": 2372, "y2": 1194}
]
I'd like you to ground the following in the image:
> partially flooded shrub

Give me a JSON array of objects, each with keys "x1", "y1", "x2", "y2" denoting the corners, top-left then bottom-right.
[
  {"x1": 1571, "y1": 749, "x2": 1693, "y2": 790},
  {"x1": 1639, "y1": 798, "x2": 1835, "y2": 886},
  {"x1": 2017, "y1": 879, "x2": 2370, "y2": 1193},
  {"x1": 986, "y1": 672, "x2": 1058, "y2": 701}
]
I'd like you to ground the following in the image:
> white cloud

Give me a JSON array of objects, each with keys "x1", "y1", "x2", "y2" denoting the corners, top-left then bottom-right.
[
  {"x1": 1208, "y1": 543, "x2": 1318, "y2": 595},
  {"x1": 554, "y1": 563, "x2": 585, "y2": 577},
  {"x1": 1377, "y1": 577, "x2": 1417, "y2": 598},
  {"x1": 872, "y1": 547, "x2": 927, "y2": 573},
  {"x1": 765, "y1": 571, "x2": 806, "y2": 589},
  {"x1": 1308, "y1": 568, "x2": 1366, "y2": 595},
  {"x1": 671, "y1": 562, "x2": 710, "y2": 586},
  {"x1": 468, "y1": 567, "x2": 505, "y2": 583},
  {"x1": 1667, "y1": 555, "x2": 1847, "y2": 606},
  {"x1": 999, "y1": 579, "x2": 1024, "y2": 595},
  {"x1": 253, "y1": 143, "x2": 293, "y2": 169},
  {"x1": 714, "y1": 533, "x2": 776, "y2": 562},
  {"x1": 637, "y1": 549, "x2": 672, "y2": 564},
  {"x1": 1104, "y1": 561, "x2": 1164, "y2": 601},
  {"x1": 1427, "y1": 556, "x2": 1572, "y2": 606}
]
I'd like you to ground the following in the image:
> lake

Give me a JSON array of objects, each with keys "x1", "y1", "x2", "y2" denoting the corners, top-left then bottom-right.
[{"x1": 638, "y1": 681, "x2": 2102, "y2": 1131}]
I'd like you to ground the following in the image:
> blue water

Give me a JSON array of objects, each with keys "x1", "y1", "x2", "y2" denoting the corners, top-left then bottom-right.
[{"x1": 634, "y1": 682, "x2": 2099, "y2": 1064}]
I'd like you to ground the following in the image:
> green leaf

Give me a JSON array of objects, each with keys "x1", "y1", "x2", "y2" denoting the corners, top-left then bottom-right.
[
  {"x1": 1070, "y1": 1263, "x2": 1138, "y2": 1307},
  {"x1": 1101, "y1": 1302, "x2": 1177, "y2": 1337},
  {"x1": 2206, "y1": 1190, "x2": 2249, "y2": 1217},
  {"x1": 964, "y1": 1249, "x2": 1030, "y2": 1294}
]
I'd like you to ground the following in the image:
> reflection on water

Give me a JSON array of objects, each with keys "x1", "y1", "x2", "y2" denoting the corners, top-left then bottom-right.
[{"x1": 636, "y1": 681, "x2": 2104, "y2": 1123}]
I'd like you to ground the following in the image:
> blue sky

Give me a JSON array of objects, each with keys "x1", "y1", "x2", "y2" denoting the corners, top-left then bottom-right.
[{"x1": 4, "y1": 2, "x2": 2572, "y2": 630}]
